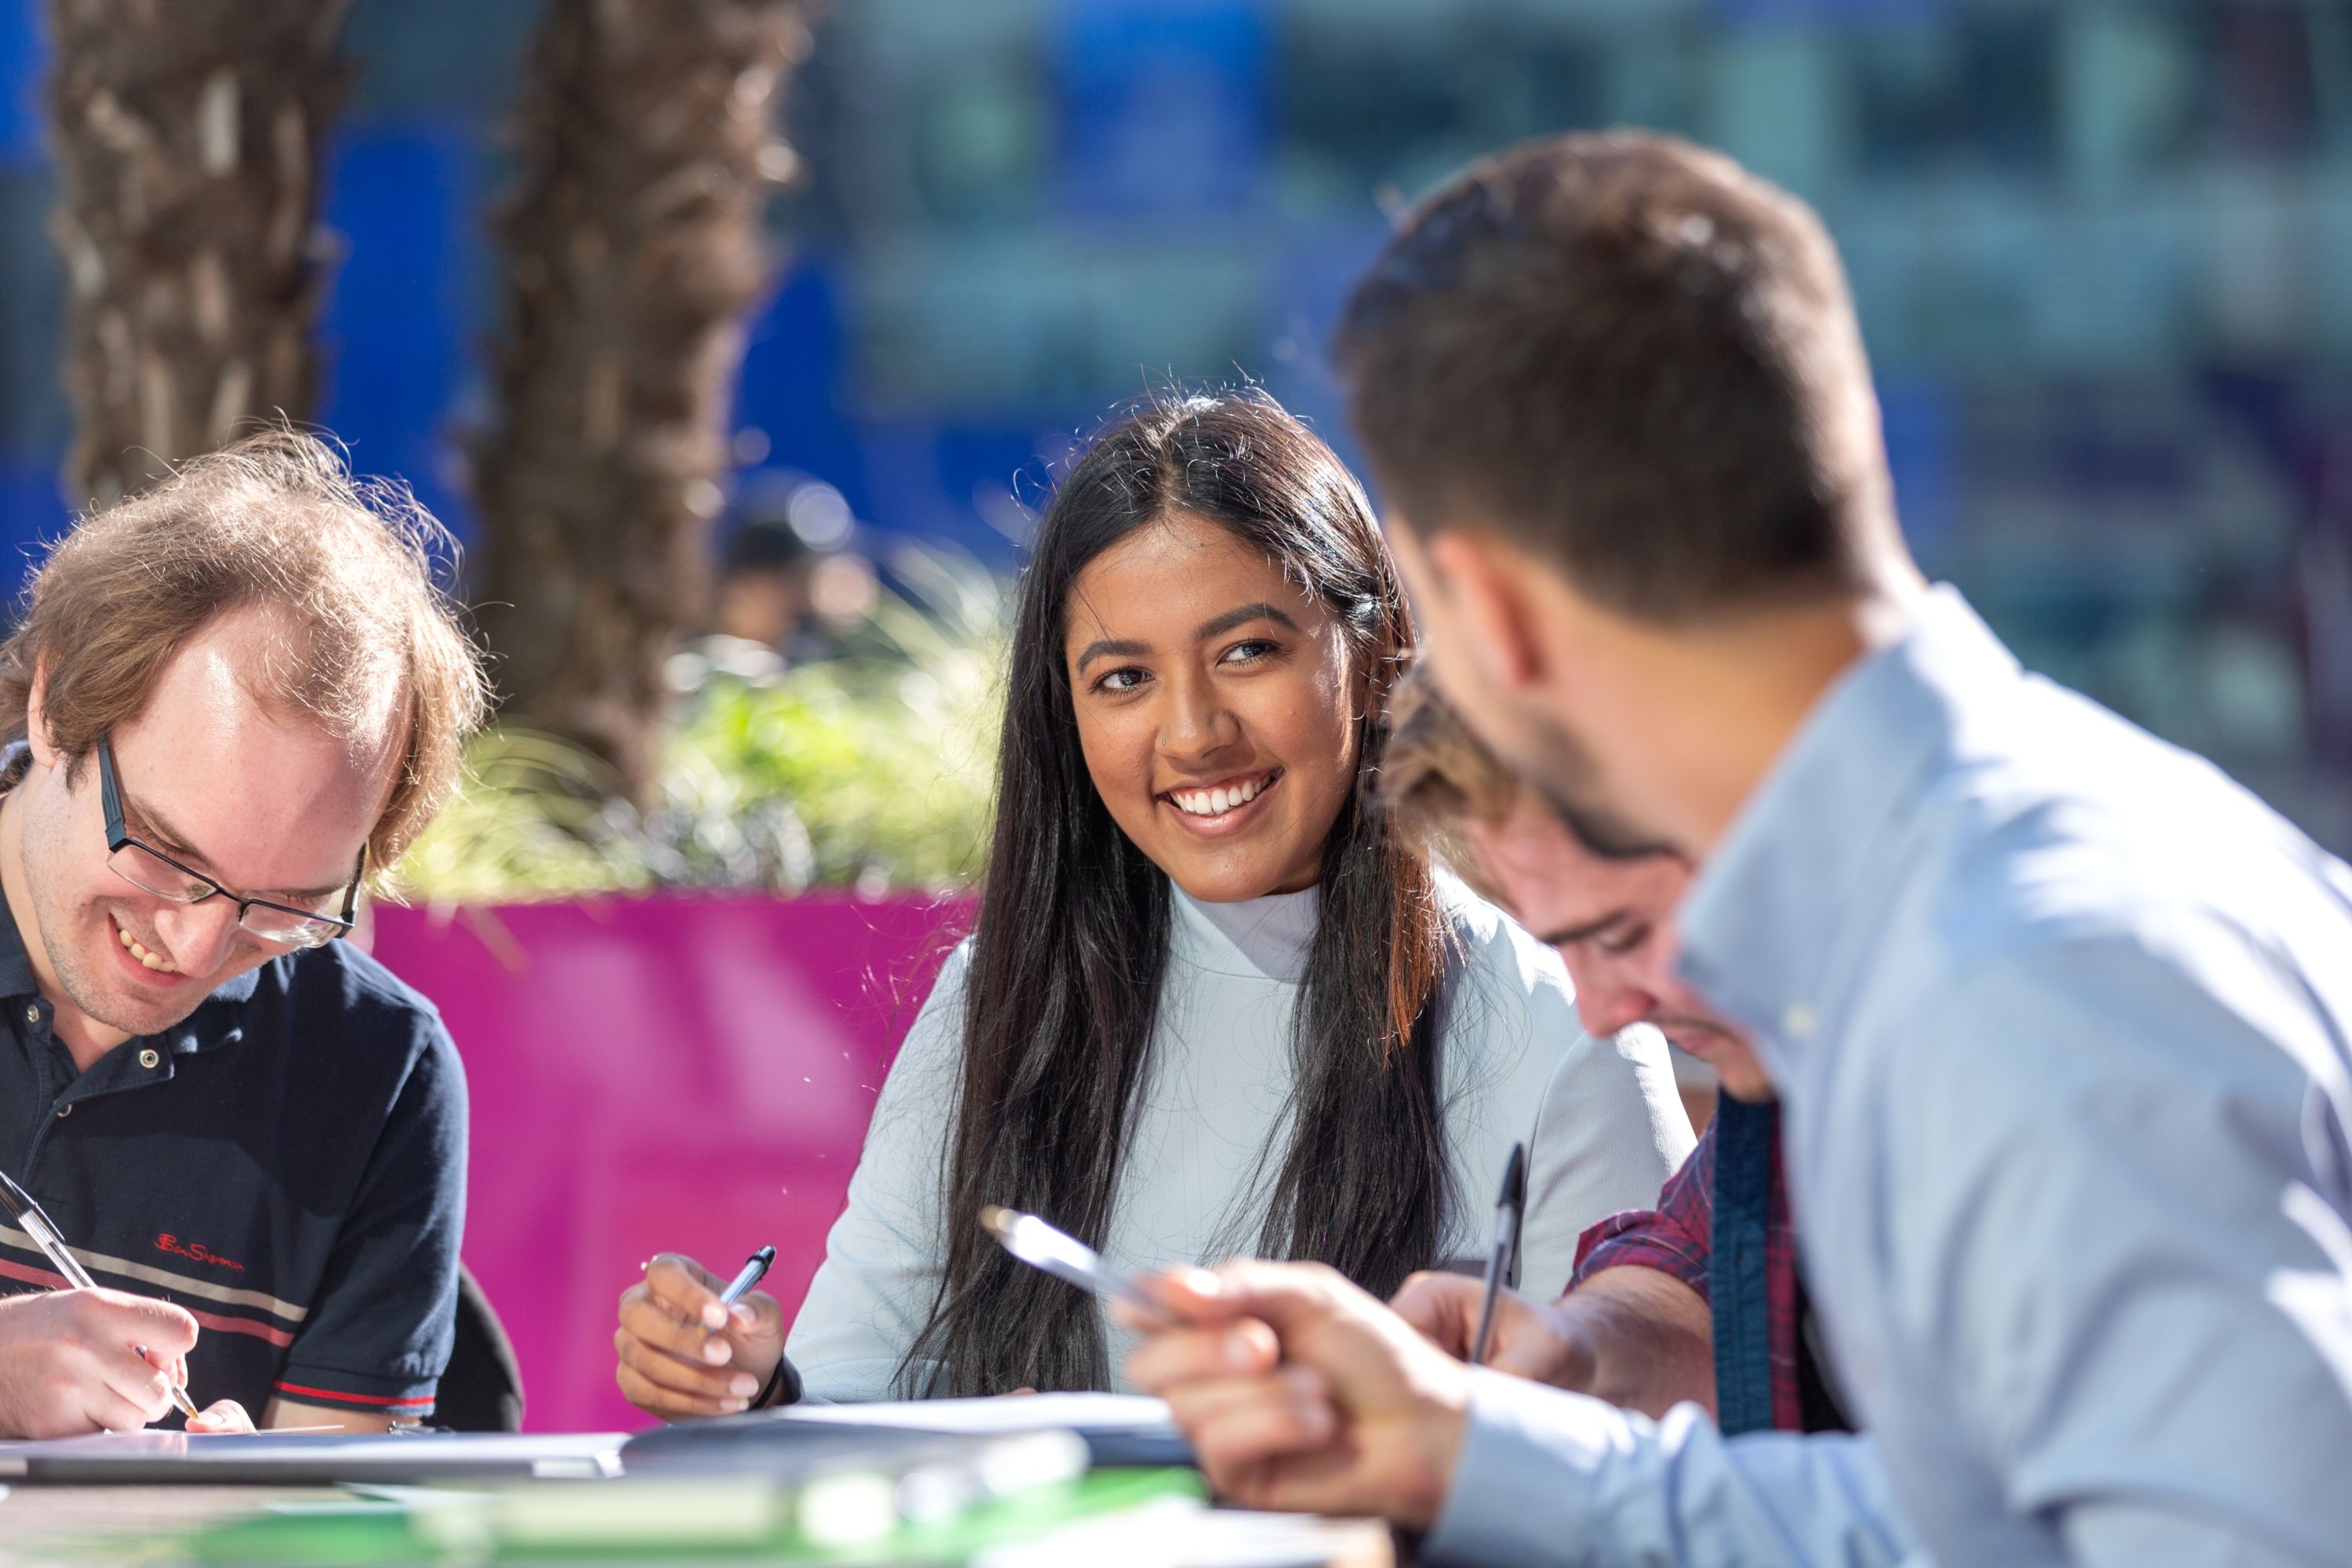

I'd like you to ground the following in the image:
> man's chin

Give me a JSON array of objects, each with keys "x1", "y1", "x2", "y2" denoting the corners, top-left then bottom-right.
[
  {"x1": 1657, "y1": 1020, "x2": 1734, "y2": 1057},
  {"x1": 67, "y1": 959, "x2": 211, "y2": 1040},
  {"x1": 89, "y1": 989, "x2": 198, "y2": 1038},
  {"x1": 1659, "y1": 1023, "x2": 1777, "y2": 1102}
]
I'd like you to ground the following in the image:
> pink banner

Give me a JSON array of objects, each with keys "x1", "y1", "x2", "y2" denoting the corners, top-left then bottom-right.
[{"x1": 371, "y1": 894, "x2": 970, "y2": 1433}]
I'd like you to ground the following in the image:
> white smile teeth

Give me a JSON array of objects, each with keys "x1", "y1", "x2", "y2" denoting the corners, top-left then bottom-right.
[
  {"x1": 117, "y1": 920, "x2": 179, "y2": 974},
  {"x1": 1170, "y1": 774, "x2": 1272, "y2": 818}
]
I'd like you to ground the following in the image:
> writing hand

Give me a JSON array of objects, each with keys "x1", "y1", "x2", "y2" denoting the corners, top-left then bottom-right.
[
  {"x1": 1390, "y1": 1270, "x2": 1596, "y2": 1388},
  {"x1": 1123, "y1": 1260, "x2": 1472, "y2": 1530},
  {"x1": 615, "y1": 1252, "x2": 786, "y2": 1420},
  {"x1": 0, "y1": 1287, "x2": 200, "y2": 1438}
]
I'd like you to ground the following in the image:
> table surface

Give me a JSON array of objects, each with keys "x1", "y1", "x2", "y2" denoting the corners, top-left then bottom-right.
[
  {"x1": 0, "y1": 1482, "x2": 1398, "y2": 1567},
  {"x1": 0, "y1": 1484, "x2": 340, "y2": 1563}
]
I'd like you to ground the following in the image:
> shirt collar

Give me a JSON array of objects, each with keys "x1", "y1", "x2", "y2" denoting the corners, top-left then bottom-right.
[
  {"x1": 0, "y1": 875, "x2": 41, "y2": 1004},
  {"x1": 1675, "y1": 584, "x2": 2015, "y2": 1072},
  {"x1": 1171, "y1": 881, "x2": 1321, "y2": 985},
  {"x1": 0, "y1": 745, "x2": 42, "y2": 1003}
]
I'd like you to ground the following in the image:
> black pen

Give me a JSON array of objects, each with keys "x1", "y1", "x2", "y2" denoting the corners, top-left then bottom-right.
[
  {"x1": 1468, "y1": 1143, "x2": 1526, "y2": 1367},
  {"x1": 702, "y1": 1244, "x2": 777, "y2": 1335},
  {"x1": 0, "y1": 1167, "x2": 202, "y2": 1421}
]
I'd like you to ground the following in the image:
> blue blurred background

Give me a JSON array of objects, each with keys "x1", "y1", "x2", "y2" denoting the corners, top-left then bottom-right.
[{"x1": 0, "y1": 0, "x2": 2347, "y2": 843}]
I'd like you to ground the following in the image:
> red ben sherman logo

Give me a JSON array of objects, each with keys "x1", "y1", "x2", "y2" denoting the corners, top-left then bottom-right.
[{"x1": 155, "y1": 1234, "x2": 245, "y2": 1273}]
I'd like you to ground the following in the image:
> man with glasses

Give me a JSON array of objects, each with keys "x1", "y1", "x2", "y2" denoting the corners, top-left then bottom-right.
[
  {"x1": 0, "y1": 433, "x2": 486, "y2": 1436},
  {"x1": 99, "y1": 737, "x2": 368, "y2": 948}
]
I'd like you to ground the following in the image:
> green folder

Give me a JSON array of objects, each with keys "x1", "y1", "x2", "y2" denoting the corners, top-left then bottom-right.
[{"x1": 175, "y1": 1466, "x2": 1207, "y2": 1565}]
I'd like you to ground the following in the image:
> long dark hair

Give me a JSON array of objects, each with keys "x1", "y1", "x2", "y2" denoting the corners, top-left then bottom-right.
[{"x1": 906, "y1": 390, "x2": 1454, "y2": 1396}]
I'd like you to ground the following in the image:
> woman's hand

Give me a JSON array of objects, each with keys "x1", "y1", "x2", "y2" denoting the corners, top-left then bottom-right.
[{"x1": 615, "y1": 1253, "x2": 786, "y2": 1420}]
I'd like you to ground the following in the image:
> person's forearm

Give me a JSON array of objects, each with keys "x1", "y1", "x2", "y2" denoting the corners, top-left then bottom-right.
[
  {"x1": 1428, "y1": 1372, "x2": 1913, "y2": 1568},
  {"x1": 1555, "y1": 1266, "x2": 1714, "y2": 1420},
  {"x1": 263, "y1": 1396, "x2": 390, "y2": 1432}
]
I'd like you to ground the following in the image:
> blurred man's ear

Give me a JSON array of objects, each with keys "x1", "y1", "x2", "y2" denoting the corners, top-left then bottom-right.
[
  {"x1": 22, "y1": 657, "x2": 59, "y2": 771},
  {"x1": 1425, "y1": 529, "x2": 1547, "y2": 695}
]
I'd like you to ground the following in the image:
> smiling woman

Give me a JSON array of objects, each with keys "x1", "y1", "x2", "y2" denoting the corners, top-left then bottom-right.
[
  {"x1": 1066, "y1": 523, "x2": 1360, "y2": 902},
  {"x1": 613, "y1": 390, "x2": 1695, "y2": 1416}
]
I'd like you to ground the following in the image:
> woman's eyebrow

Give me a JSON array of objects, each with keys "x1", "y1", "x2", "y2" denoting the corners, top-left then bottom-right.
[
  {"x1": 1194, "y1": 602, "x2": 1300, "y2": 641},
  {"x1": 1074, "y1": 635, "x2": 1150, "y2": 673}
]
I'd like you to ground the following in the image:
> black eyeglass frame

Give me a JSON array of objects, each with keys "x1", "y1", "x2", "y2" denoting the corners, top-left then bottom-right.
[{"x1": 96, "y1": 735, "x2": 365, "y2": 948}]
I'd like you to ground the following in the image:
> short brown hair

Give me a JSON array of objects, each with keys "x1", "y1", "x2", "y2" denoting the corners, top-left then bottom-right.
[
  {"x1": 0, "y1": 430, "x2": 490, "y2": 879},
  {"x1": 1378, "y1": 660, "x2": 1522, "y2": 895},
  {"x1": 1334, "y1": 130, "x2": 1893, "y2": 621}
]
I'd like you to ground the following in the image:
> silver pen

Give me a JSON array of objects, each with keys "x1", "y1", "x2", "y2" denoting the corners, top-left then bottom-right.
[
  {"x1": 699, "y1": 1243, "x2": 777, "y2": 1337},
  {"x1": 978, "y1": 1206, "x2": 1166, "y2": 1316},
  {"x1": 0, "y1": 1167, "x2": 202, "y2": 1421}
]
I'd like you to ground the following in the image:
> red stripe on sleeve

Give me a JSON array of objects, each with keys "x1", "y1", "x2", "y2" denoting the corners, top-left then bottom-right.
[{"x1": 274, "y1": 1380, "x2": 435, "y2": 1409}]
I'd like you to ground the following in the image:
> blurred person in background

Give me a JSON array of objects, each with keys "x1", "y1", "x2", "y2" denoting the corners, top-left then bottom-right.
[
  {"x1": 0, "y1": 432, "x2": 486, "y2": 1438},
  {"x1": 1123, "y1": 131, "x2": 2352, "y2": 1566},
  {"x1": 1379, "y1": 662, "x2": 1848, "y2": 1439},
  {"x1": 614, "y1": 390, "x2": 1692, "y2": 1416},
  {"x1": 711, "y1": 508, "x2": 816, "y2": 658},
  {"x1": 700, "y1": 474, "x2": 880, "y2": 679}
]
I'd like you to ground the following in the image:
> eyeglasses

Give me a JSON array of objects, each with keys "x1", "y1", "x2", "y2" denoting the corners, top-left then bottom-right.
[{"x1": 97, "y1": 735, "x2": 364, "y2": 950}]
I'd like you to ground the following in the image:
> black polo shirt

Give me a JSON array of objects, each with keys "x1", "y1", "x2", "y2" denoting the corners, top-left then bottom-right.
[{"x1": 0, "y1": 880, "x2": 466, "y2": 1425}]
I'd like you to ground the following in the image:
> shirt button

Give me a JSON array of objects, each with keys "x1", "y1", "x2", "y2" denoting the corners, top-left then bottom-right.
[
  {"x1": 55, "y1": 1104, "x2": 71, "y2": 1118},
  {"x1": 1781, "y1": 1002, "x2": 1818, "y2": 1040},
  {"x1": 23, "y1": 1004, "x2": 36, "y2": 1023},
  {"x1": 138, "y1": 1048, "x2": 159, "y2": 1069}
]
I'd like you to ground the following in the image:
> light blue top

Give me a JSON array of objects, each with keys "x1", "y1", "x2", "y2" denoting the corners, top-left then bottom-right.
[
  {"x1": 1426, "y1": 586, "x2": 2352, "y2": 1567},
  {"x1": 789, "y1": 876, "x2": 1690, "y2": 1402}
]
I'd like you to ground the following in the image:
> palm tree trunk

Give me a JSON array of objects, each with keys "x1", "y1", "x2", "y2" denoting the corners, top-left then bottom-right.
[
  {"x1": 473, "y1": 0, "x2": 818, "y2": 801},
  {"x1": 43, "y1": 0, "x2": 350, "y2": 508}
]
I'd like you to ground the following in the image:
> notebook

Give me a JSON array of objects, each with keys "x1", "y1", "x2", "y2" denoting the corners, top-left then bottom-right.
[
  {"x1": 0, "y1": 1429, "x2": 627, "y2": 1485},
  {"x1": 623, "y1": 1392, "x2": 1193, "y2": 1469}
]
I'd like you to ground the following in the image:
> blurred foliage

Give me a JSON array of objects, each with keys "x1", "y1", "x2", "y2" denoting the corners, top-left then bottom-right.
[{"x1": 397, "y1": 546, "x2": 1006, "y2": 902}]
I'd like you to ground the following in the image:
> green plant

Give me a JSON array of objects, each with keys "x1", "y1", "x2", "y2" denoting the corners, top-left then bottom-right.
[{"x1": 398, "y1": 547, "x2": 1005, "y2": 903}]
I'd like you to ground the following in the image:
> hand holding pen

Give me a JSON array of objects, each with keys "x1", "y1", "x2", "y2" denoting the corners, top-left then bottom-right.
[
  {"x1": 986, "y1": 1205, "x2": 1480, "y2": 1526},
  {"x1": 0, "y1": 1167, "x2": 213, "y2": 1436},
  {"x1": 617, "y1": 1247, "x2": 793, "y2": 1421},
  {"x1": 1387, "y1": 1145, "x2": 1585, "y2": 1382},
  {"x1": 980, "y1": 1207, "x2": 1176, "y2": 1321}
]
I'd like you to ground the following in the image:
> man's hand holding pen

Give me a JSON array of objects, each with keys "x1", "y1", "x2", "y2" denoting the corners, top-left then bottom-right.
[
  {"x1": 1120, "y1": 1260, "x2": 1475, "y2": 1530},
  {"x1": 1390, "y1": 1272, "x2": 1598, "y2": 1389},
  {"x1": 0, "y1": 1284, "x2": 203, "y2": 1438}
]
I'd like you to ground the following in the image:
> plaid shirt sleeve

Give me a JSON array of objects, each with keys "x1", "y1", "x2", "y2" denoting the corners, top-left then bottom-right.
[{"x1": 1567, "y1": 1117, "x2": 1719, "y2": 1301}]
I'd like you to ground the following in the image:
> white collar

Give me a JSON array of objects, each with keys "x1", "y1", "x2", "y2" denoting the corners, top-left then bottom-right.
[{"x1": 1170, "y1": 881, "x2": 1320, "y2": 985}]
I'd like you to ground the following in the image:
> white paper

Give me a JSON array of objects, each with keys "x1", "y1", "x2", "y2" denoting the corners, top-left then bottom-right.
[
  {"x1": 784, "y1": 1392, "x2": 1174, "y2": 1435},
  {"x1": 976, "y1": 1496, "x2": 1389, "y2": 1568},
  {"x1": 0, "y1": 1430, "x2": 628, "y2": 1479}
]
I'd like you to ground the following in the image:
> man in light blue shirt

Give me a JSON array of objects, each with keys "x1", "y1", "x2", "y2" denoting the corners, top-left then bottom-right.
[{"x1": 1123, "y1": 130, "x2": 2352, "y2": 1565}]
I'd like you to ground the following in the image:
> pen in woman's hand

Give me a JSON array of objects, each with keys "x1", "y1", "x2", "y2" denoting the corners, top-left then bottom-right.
[{"x1": 702, "y1": 1245, "x2": 778, "y2": 1337}]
